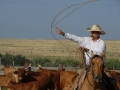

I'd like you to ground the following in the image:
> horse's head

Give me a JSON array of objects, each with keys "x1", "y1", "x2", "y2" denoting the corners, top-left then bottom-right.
[{"x1": 90, "y1": 51, "x2": 104, "y2": 82}]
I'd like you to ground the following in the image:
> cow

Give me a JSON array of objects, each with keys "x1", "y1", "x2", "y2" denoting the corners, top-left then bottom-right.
[
  {"x1": 1, "y1": 66, "x2": 40, "y2": 90},
  {"x1": 2, "y1": 66, "x2": 18, "y2": 80},
  {"x1": 0, "y1": 66, "x2": 19, "y2": 90},
  {"x1": 108, "y1": 70, "x2": 120, "y2": 89},
  {"x1": 37, "y1": 69, "x2": 60, "y2": 90},
  {"x1": 58, "y1": 70, "x2": 78, "y2": 90},
  {"x1": 17, "y1": 68, "x2": 60, "y2": 90},
  {"x1": 0, "y1": 76, "x2": 16, "y2": 87},
  {"x1": 7, "y1": 81, "x2": 39, "y2": 90},
  {"x1": 17, "y1": 68, "x2": 37, "y2": 82},
  {"x1": 2, "y1": 66, "x2": 79, "y2": 90},
  {"x1": 36, "y1": 68, "x2": 79, "y2": 90}
]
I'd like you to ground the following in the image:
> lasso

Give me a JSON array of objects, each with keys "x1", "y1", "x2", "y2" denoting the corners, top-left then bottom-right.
[
  {"x1": 51, "y1": 0, "x2": 99, "y2": 50},
  {"x1": 50, "y1": 0, "x2": 100, "y2": 67}
]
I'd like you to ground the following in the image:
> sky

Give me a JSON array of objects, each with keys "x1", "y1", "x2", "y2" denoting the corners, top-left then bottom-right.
[{"x1": 0, "y1": 0, "x2": 120, "y2": 40}]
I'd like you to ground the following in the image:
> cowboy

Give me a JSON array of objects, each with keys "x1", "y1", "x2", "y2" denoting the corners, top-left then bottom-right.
[{"x1": 55, "y1": 25, "x2": 106, "y2": 69}]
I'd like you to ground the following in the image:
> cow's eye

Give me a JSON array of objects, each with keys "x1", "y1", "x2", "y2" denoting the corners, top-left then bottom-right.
[{"x1": 14, "y1": 71, "x2": 18, "y2": 74}]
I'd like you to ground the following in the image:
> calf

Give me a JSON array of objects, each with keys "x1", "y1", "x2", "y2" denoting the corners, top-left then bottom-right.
[
  {"x1": 0, "y1": 77, "x2": 13, "y2": 86},
  {"x1": 2, "y1": 66, "x2": 18, "y2": 78},
  {"x1": 0, "y1": 66, "x2": 18, "y2": 90},
  {"x1": 7, "y1": 81, "x2": 39, "y2": 90},
  {"x1": 2, "y1": 66, "x2": 19, "y2": 83}
]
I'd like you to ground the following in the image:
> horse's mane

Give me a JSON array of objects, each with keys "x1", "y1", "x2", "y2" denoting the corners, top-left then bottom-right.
[{"x1": 91, "y1": 55, "x2": 102, "y2": 60}]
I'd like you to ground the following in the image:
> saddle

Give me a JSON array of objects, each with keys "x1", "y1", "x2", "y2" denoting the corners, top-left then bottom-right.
[{"x1": 71, "y1": 69, "x2": 87, "y2": 90}]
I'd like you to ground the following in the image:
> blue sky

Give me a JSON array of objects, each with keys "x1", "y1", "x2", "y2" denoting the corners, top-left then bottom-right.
[{"x1": 0, "y1": 0, "x2": 120, "y2": 40}]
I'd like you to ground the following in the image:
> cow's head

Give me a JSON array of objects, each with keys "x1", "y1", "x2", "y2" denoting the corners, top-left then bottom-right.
[
  {"x1": 11, "y1": 70, "x2": 19, "y2": 83},
  {"x1": 2, "y1": 65, "x2": 19, "y2": 83}
]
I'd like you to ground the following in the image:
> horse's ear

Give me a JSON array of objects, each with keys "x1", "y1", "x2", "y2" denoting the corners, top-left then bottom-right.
[
  {"x1": 91, "y1": 51, "x2": 94, "y2": 57},
  {"x1": 100, "y1": 50, "x2": 105, "y2": 57}
]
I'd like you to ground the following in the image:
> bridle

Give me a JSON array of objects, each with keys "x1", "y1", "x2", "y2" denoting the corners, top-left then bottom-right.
[
  {"x1": 86, "y1": 56, "x2": 104, "y2": 88},
  {"x1": 86, "y1": 64, "x2": 97, "y2": 89}
]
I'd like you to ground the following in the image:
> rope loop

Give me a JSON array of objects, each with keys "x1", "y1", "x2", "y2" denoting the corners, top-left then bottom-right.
[{"x1": 50, "y1": 0, "x2": 100, "y2": 67}]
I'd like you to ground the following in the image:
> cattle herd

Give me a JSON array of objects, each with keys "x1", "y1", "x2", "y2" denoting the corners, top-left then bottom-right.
[{"x1": 0, "y1": 65, "x2": 120, "y2": 90}]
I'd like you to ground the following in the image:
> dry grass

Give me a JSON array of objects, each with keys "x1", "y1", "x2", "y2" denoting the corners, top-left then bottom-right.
[
  {"x1": 105, "y1": 40, "x2": 120, "y2": 60},
  {"x1": 0, "y1": 38, "x2": 120, "y2": 60}
]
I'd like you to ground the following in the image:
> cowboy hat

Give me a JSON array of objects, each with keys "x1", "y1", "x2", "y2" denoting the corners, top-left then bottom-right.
[{"x1": 87, "y1": 25, "x2": 106, "y2": 35}]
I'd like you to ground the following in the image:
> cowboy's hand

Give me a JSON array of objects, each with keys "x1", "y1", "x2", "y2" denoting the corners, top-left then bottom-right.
[
  {"x1": 55, "y1": 27, "x2": 65, "y2": 36},
  {"x1": 84, "y1": 48, "x2": 89, "y2": 52},
  {"x1": 79, "y1": 47, "x2": 84, "y2": 52},
  {"x1": 79, "y1": 47, "x2": 89, "y2": 52}
]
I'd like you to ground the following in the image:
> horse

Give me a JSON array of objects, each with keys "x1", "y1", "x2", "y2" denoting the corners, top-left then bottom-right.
[{"x1": 79, "y1": 51, "x2": 107, "y2": 90}]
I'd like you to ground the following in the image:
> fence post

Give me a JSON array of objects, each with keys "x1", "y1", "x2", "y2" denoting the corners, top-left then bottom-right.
[
  {"x1": 0, "y1": 57, "x2": 1, "y2": 66},
  {"x1": 12, "y1": 61, "x2": 14, "y2": 66},
  {"x1": 28, "y1": 63, "x2": 31, "y2": 71},
  {"x1": 58, "y1": 63, "x2": 64, "y2": 70}
]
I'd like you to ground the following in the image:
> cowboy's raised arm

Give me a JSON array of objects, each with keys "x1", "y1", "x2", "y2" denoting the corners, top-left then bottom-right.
[{"x1": 55, "y1": 27, "x2": 88, "y2": 46}]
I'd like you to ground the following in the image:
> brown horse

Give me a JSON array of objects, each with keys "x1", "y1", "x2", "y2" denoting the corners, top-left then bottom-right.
[{"x1": 80, "y1": 51, "x2": 107, "y2": 90}]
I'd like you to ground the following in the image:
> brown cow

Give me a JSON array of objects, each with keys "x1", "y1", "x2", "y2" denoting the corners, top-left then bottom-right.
[
  {"x1": 37, "y1": 68, "x2": 79, "y2": 90},
  {"x1": 34, "y1": 69, "x2": 54, "y2": 90},
  {"x1": 2, "y1": 66, "x2": 18, "y2": 82},
  {"x1": 2, "y1": 66, "x2": 40, "y2": 90},
  {"x1": 58, "y1": 70, "x2": 78, "y2": 90},
  {"x1": 0, "y1": 76, "x2": 16, "y2": 87},
  {"x1": 37, "y1": 69, "x2": 60, "y2": 90},
  {"x1": 7, "y1": 81, "x2": 39, "y2": 90},
  {"x1": 108, "y1": 70, "x2": 120, "y2": 89},
  {"x1": 0, "y1": 66, "x2": 19, "y2": 90},
  {"x1": 17, "y1": 68, "x2": 60, "y2": 90},
  {"x1": 17, "y1": 68, "x2": 37, "y2": 82}
]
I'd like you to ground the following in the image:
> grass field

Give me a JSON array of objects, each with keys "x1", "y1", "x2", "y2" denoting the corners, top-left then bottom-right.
[{"x1": 0, "y1": 38, "x2": 120, "y2": 61}]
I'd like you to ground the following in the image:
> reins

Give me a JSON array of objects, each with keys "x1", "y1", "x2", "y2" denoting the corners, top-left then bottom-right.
[
  {"x1": 86, "y1": 74, "x2": 96, "y2": 89},
  {"x1": 86, "y1": 65, "x2": 96, "y2": 89}
]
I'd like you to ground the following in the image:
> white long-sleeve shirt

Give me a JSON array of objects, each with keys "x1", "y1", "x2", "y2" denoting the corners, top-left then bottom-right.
[{"x1": 65, "y1": 33, "x2": 106, "y2": 65}]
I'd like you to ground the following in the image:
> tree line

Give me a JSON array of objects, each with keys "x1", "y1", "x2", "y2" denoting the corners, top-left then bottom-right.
[{"x1": 0, "y1": 53, "x2": 120, "y2": 70}]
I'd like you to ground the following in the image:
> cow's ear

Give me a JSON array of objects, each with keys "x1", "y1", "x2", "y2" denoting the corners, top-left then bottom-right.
[
  {"x1": 14, "y1": 71, "x2": 18, "y2": 74},
  {"x1": 15, "y1": 68, "x2": 18, "y2": 70}
]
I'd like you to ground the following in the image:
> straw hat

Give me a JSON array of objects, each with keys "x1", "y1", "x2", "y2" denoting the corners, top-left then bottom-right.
[{"x1": 87, "y1": 25, "x2": 106, "y2": 35}]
